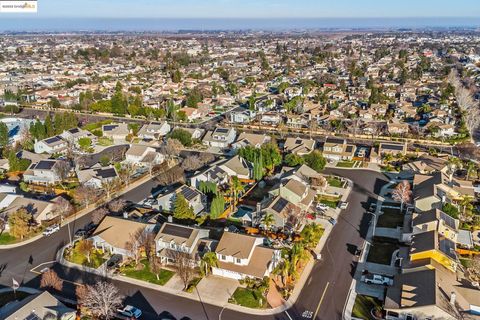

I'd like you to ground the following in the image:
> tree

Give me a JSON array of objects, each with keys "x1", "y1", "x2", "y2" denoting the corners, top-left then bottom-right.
[
  {"x1": 284, "y1": 153, "x2": 305, "y2": 167},
  {"x1": 150, "y1": 256, "x2": 164, "y2": 280},
  {"x1": 108, "y1": 198, "x2": 127, "y2": 214},
  {"x1": 44, "y1": 114, "x2": 54, "y2": 137},
  {"x1": 253, "y1": 153, "x2": 264, "y2": 181},
  {"x1": 466, "y1": 255, "x2": 480, "y2": 283},
  {"x1": 0, "y1": 122, "x2": 9, "y2": 150},
  {"x1": 459, "y1": 196, "x2": 474, "y2": 221},
  {"x1": 73, "y1": 185, "x2": 98, "y2": 208},
  {"x1": 300, "y1": 223, "x2": 324, "y2": 249},
  {"x1": 173, "y1": 194, "x2": 195, "y2": 220},
  {"x1": 181, "y1": 155, "x2": 203, "y2": 171},
  {"x1": 392, "y1": 180, "x2": 412, "y2": 212},
  {"x1": 91, "y1": 207, "x2": 108, "y2": 225},
  {"x1": 161, "y1": 138, "x2": 183, "y2": 161},
  {"x1": 200, "y1": 252, "x2": 218, "y2": 277},
  {"x1": 169, "y1": 129, "x2": 192, "y2": 147},
  {"x1": 125, "y1": 230, "x2": 143, "y2": 266},
  {"x1": 8, "y1": 208, "x2": 31, "y2": 239},
  {"x1": 229, "y1": 176, "x2": 244, "y2": 213},
  {"x1": 261, "y1": 142, "x2": 282, "y2": 173},
  {"x1": 156, "y1": 166, "x2": 185, "y2": 186},
  {"x1": 77, "y1": 239, "x2": 94, "y2": 263},
  {"x1": 54, "y1": 160, "x2": 71, "y2": 189},
  {"x1": 303, "y1": 150, "x2": 326, "y2": 173},
  {"x1": 40, "y1": 269, "x2": 63, "y2": 291},
  {"x1": 53, "y1": 197, "x2": 74, "y2": 224},
  {"x1": 261, "y1": 212, "x2": 275, "y2": 231},
  {"x1": 78, "y1": 137, "x2": 92, "y2": 152},
  {"x1": 81, "y1": 281, "x2": 123, "y2": 320},
  {"x1": 210, "y1": 195, "x2": 225, "y2": 219},
  {"x1": 168, "y1": 251, "x2": 195, "y2": 290},
  {"x1": 102, "y1": 178, "x2": 120, "y2": 199}
]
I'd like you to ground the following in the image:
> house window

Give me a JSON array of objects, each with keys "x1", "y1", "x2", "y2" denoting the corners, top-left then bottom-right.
[
  {"x1": 221, "y1": 255, "x2": 226, "y2": 261},
  {"x1": 422, "y1": 224, "x2": 428, "y2": 231},
  {"x1": 236, "y1": 258, "x2": 241, "y2": 264}
]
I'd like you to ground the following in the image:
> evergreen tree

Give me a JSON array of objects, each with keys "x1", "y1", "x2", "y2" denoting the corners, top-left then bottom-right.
[
  {"x1": 173, "y1": 194, "x2": 195, "y2": 220},
  {"x1": 210, "y1": 195, "x2": 225, "y2": 219},
  {"x1": 44, "y1": 115, "x2": 54, "y2": 137},
  {"x1": 253, "y1": 153, "x2": 264, "y2": 181},
  {"x1": 0, "y1": 122, "x2": 9, "y2": 150}
]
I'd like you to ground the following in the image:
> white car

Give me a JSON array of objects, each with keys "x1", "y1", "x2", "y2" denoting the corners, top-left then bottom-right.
[
  {"x1": 43, "y1": 224, "x2": 60, "y2": 236},
  {"x1": 362, "y1": 274, "x2": 393, "y2": 286},
  {"x1": 338, "y1": 201, "x2": 349, "y2": 210},
  {"x1": 118, "y1": 305, "x2": 142, "y2": 319},
  {"x1": 316, "y1": 203, "x2": 329, "y2": 211}
]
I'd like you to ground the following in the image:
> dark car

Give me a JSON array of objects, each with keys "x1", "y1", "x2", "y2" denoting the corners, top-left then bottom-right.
[
  {"x1": 74, "y1": 229, "x2": 86, "y2": 239},
  {"x1": 106, "y1": 254, "x2": 123, "y2": 269}
]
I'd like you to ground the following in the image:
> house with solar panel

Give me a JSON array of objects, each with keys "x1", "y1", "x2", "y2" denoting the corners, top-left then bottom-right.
[
  {"x1": 231, "y1": 132, "x2": 271, "y2": 150},
  {"x1": 190, "y1": 165, "x2": 229, "y2": 189},
  {"x1": 154, "y1": 222, "x2": 212, "y2": 266},
  {"x1": 155, "y1": 184, "x2": 205, "y2": 215},
  {"x1": 33, "y1": 135, "x2": 68, "y2": 154},
  {"x1": 202, "y1": 127, "x2": 237, "y2": 149},
  {"x1": 76, "y1": 165, "x2": 119, "y2": 189},
  {"x1": 322, "y1": 137, "x2": 356, "y2": 161},
  {"x1": 102, "y1": 123, "x2": 130, "y2": 142},
  {"x1": 125, "y1": 144, "x2": 165, "y2": 167},
  {"x1": 262, "y1": 196, "x2": 304, "y2": 231},
  {"x1": 23, "y1": 159, "x2": 68, "y2": 185},
  {"x1": 60, "y1": 127, "x2": 96, "y2": 147},
  {"x1": 137, "y1": 122, "x2": 171, "y2": 140},
  {"x1": 283, "y1": 137, "x2": 316, "y2": 156}
]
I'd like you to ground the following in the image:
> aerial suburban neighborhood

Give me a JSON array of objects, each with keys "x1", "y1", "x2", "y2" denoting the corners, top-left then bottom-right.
[{"x1": 0, "y1": 3, "x2": 480, "y2": 320}]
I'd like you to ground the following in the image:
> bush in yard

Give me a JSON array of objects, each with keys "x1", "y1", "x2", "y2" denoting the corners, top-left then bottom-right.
[
  {"x1": 303, "y1": 150, "x2": 326, "y2": 172},
  {"x1": 169, "y1": 129, "x2": 192, "y2": 147}
]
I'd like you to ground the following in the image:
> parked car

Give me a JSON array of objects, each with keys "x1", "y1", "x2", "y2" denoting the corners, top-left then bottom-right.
[
  {"x1": 118, "y1": 305, "x2": 142, "y2": 319},
  {"x1": 43, "y1": 224, "x2": 60, "y2": 236},
  {"x1": 316, "y1": 203, "x2": 329, "y2": 211},
  {"x1": 74, "y1": 229, "x2": 86, "y2": 239},
  {"x1": 362, "y1": 274, "x2": 393, "y2": 286},
  {"x1": 107, "y1": 254, "x2": 123, "y2": 269},
  {"x1": 338, "y1": 201, "x2": 349, "y2": 210},
  {"x1": 328, "y1": 217, "x2": 337, "y2": 226}
]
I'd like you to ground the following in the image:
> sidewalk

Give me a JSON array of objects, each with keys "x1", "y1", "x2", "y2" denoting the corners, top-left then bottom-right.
[{"x1": 0, "y1": 172, "x2": 158, "y2": 250}]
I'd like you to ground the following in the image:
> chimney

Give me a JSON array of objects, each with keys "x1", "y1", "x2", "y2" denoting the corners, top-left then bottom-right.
[
  {"x1": 168, "y1": 215, "x2": 173, "y2": 223},
  {"x1": 123, "y1": 211, "x2": 128, "y2": 219},
  {"x1": 450, "y1": 292, "x2": 456, "y2": 305}
]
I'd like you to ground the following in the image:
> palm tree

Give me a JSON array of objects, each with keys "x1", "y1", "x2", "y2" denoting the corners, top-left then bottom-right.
[
  {"x1": 229, "y1": 176, "x2": 244, "y2": 213},
  {"x1": 466, "y1": 161, "x2": 477, "y2": 181},
  {"x1": 261, "y1": 212, "x2": 275, "y2": 231},
  {"x1": 447, "y1": 157, "x2": 462, "y2": 182},
  {"x1": 276, "y1": 258, "x2": 291, "y2": 287},
  {"x1": 459, "y1": 196, "x2": 474, "y2": 221},
  {"x1": 290, "y1": 243, "x2": 309, "y2": 270},
  {"x1": 200, "y1": 252, "x2": 218, "y2": 277}
]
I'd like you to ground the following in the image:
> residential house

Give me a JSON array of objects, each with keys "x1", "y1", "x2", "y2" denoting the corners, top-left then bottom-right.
[
  {"x1": 23, "y1": 159, "x2": 67, "y2": 185},
  {"x1": 218, "y1": 155, "x2": 251, "y2": 180},
  {"x1": 155, "y1": 223, "x2": 211, "y2": 265},
  {"x1": 409, "y1": 230, "x2": 458, "y2": 272},
  {"x1": 403, "y1": 208, "x2": 459, "y2": 244},
  {"x1": 377, "y1": 142, "x2": 407, "y2": 158},
  {"x1": 262, "y1": 196, "x2": 303, "y2": 231},
  {"x1": 283, "y1": 137, "x2": 315, "y2": 156},
  {"x1": 231, "y1": 132, "x2": 271, "y2": 150},
  {"x1": 137, "y1": 122, "x2": 171, "y2": 140},
  {"x1": 0, "y1": 291, "x2": 76, "y2": 320},
  {"x1": 202, "y1": 127, "x2": 237, "y2": 149},
  {"x1": 155, "y1": 184, "x2": 204, "y2": 215},
  {"x1": 102, "y1": 123, "x2": 130, "y2": 142},
  {"x1": 34, "y1": 135, "x2": 68, "y2": 154},
  {"x1": 212, "y1": 232, "x2": 281, "y2": 280},
  {"x1": 322, "y1": 137, "x2": 356, "y2": 161},
  {"x1": 190, "y1": 164, "x2": 229, "y2": 189},
  {"x1": 91, "y1": 216, "x2": 154, "y2": 256},
  {"x1": 388, "y1": 122, "x2": 410, "y2": 135},
  {"x1": 125, "y1": 144, "x2": 164, "y2": 167},
  {"x1": 402, "y1": 155, "x2": 449, "y2": 175},
  {"x1": 0, "y1": 193, "x2": 56, "y2": 226},
  {"x1": 182, "y1": 127, "x2": 205, "y2": 140},
  {"x1": 230, "y1": 110, "x2": 255, "y2": 124},
  {"x1": 60, "y1": 127, "x2": 95, "y2": 147},
  {"x1": 76, "y1": 165, "x2": 118, "y2": 189}
]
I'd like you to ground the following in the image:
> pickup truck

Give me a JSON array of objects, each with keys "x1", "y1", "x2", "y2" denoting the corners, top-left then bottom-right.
[
  {"x1": 117, "y1": 305, "x2": 142, "y2": 319},
  {"x1": 361, "y1": 274, "x2": 393, "y2": 286}
]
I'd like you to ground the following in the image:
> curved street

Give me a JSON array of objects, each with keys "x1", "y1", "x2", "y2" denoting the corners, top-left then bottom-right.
[{"x1": 0, "y1": 169, "x2": 389, "y2": 320}]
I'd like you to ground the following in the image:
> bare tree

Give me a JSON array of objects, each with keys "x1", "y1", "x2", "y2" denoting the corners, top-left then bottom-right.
[
  {"x1": 167, "y1": 250, "x2": 195, "y2": 290},
  {"x1": 392, "y1": 180, "x2": 412, "y2": 212},
  {"x1": 54, "y1": 160, "x2": 71, "y2": 189},
  {"x1": 77, "y1": 239, "x2": 94, "y2": 264},
  {"x1": 198, "y1": 152, "x2": 215, "y2": 164},
  {"x1": 53, "y1": 197, "x2": 74, "y2": 221},
  {"x1": 81, "y1": 281, "x2": 123, "y2": 320},
  {"x1": 91, "y1": 207, "x2": 108, "y2": 225},
  {"x1": 75, "y1": 284, "x2": 88, "y2": 305},
  {"x1": 161, "y1": 138, "x2": 183, "y2": 161},
  {"x1": 125, "y1": 229, "x2": 143, "y2": 266},
  {"x1": 118, "y1": 163, "x2": 135, "y2": 186},
  {"x1": 73, "y1": 185, "x2": 99, "y2": 208},
  {"x1": 108, "y1": 198, "x2": 127, "y2": 215},
  {"x1": 155, "y1": 166, "x2": 185, "y2": 186},
  {"x1": 181, "y1": 155, "x2": 203, "y2": 171},
  {"x1": 40, "y1": 269, "x2": 63, "y2": 291},
  {"x1": 102, "y1": 177, "x2": 120, "y2": 199},
  {"x1": 149, "y1": 256, "x2": 164, "y2": 281},
  {"x1": 467, "y1": 255, "x2": 480, "y2": 283}
]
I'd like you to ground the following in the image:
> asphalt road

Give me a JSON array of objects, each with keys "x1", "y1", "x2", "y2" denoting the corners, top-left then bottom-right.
[{"x1": 0, "y1": 169, "x2": 389, "y2": 320}]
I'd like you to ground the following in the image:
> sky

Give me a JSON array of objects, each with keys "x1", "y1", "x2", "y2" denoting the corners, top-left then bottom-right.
[{"x1": 11, "y1": 0, "x2": 480, "y2": 18}]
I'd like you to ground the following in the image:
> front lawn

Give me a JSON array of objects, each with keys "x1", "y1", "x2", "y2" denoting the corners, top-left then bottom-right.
[
  {"x1": 64, "y1": 243, "x2": 107, "y2": 269},
  {"x1": 0, "y1": 291, "x2": 31, "y2": 307},
  {"x1": 327, "y1": 176, "x2": 345, "y2": 188},
  {"x1": 0, "y1": 232, "x2": 17, "y2": 245},
  {"x1": 317, "y1": 195, "x2": 341, "y2": 208},
  {"x1": 97, "y1": 137, "x2": 114, "y2": 146},
  {"x1": 120, "y1": 259, "x2": 174, "y2": 286},
  {"x1": 366, "y1": 239, "x2": 398, "y2": 265},
  {"x1": 376, "y1": 210, "x2": 404, "y2": 228},
  {"x1": 230, "y1": 287, "x2": 267, "y2": 309},
  {"x1": 336, "y1": 161, "x2": 355, "y2": 168},
  {"x1": 352, "y1": 294, "x2": 383, "y2": 320}
]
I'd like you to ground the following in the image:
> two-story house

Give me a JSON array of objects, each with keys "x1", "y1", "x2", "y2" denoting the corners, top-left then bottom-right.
[
  {"x1": 155, "y1": 184, "x2": 204, "y2": 215},
  {"x1": 155, "y1": 223, "x2": 211, "y2": 266},
  {"x1": 23, "y1": 159, "x2": 67, "y2": 185},
  {"x1": 60, "y1": 127, "x2": 96, "y2": 147},
  {"x1": 202, "y1": 127, "x2": 237, "y2": 149},
  {"x1": 102, "y1": 123, "x2": 130, "y2": 142},
  {"x1": 212, "y1": 232, "x2": 281, "y2": 280},
  {"x1": 231, "y1": 132, "x2": 271, "y2": 150},
  {"x1": 124, "y1": 144, "x2": 164, "y2": 167},
  {"x1": 137, "y1": 122, "x2": 171, "y2": 140},
  {"x1": 322, "y1": 137, "x2": 356, "y2": 161},
  {"x1": 34, "y1": 136, "x2": 68, "y2": 154},
  {"x1": 76, "y1": 165, "x2": 118, "y2": 189},
  {"x1": 283, "y1": 137, "x2": 315, "y2": 156}
]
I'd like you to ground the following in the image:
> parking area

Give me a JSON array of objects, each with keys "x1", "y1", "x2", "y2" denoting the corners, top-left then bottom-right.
[{"x1": 195, "y1": 275, "x2": 239, "y2": 303}]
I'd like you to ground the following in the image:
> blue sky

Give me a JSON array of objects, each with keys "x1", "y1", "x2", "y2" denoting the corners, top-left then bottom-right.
[{"x1": 28, "y1": 0, "x2": 480, "y2": 18}]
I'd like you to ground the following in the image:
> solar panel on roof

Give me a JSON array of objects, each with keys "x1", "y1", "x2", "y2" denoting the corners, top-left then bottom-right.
[
  {"x1": 440, "y1": 211, "x2": 457, "y2": 229},
  {"x1": 346, "y1": 145, "x2": 353, "y2": 152},
  {"x1": 35, "y1": 160, "x2": 55, "y2": 170},
  {"x1": 181, "y1": 186, "x2": 199, "y2": 201},
  {"x1": 162, "y1": 224, "x2": 194, "y2": 239},
  {"x1": 295, "y1": 139, "x2": 302, "y2": 144},
  {"x1": 69, "y1": 128, "x2": 79, "y2": 133},
  {"x1": 272, "y1": 197, "x2": 289, "y2": 213},
  {"x1": 96, "y1": 168, "x2": 117, "y2": 178},
  {"x1": 215, "y1": 128, "x2": 229, "y2": 134},
  {"x1": 382, "y1": 143, "x2": 403, "y2": 151},
  {"x1": 103, "y1": 125, "x2": 118, "y2": 131},
  {"x1": 44, "y1": 136, "x2": 61, "y2": 144},
  {"x1": 439, "y1": 238, "x2": 456, "y2": 259}
]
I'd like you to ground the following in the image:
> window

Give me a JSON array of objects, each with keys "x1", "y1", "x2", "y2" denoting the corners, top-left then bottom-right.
[
  {"x1": 221, "y1": 255, "x2": 226, "y2": 261},
  {"x1": 422, "y1": 224, "x2": 428, "y2": 231},
  {"x1": 236, "y1": 258, "x2": 241, "y2": 264}
]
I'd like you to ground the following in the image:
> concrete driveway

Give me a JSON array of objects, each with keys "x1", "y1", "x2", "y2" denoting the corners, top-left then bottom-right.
[{"x1": 196, "y1": 275, "x2": 239, "y2": 303}]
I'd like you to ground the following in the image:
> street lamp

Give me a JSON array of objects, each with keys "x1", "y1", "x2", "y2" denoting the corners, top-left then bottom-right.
[{"x1": 366, "y1": 210, "x2": 376, "y2": 237}]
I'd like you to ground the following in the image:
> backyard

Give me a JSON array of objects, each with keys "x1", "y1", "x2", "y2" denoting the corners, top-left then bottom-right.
[
  {"x1": 120, "y1": 259, "x2": 174, "y2": 286},
  {"x1": 326, "y1": 176, "x2": 346, "y2": 188},
  {"x1": 366, "y1": 237, "x2": 399, "y2": 265},
  {"x1": 230, "y1": 287, "x2": 268, "y2": 309},
  {"x1": 376, "y1": 208, "x2": 404, "y2": 228},
  {"x1": 64, "y1": 243, "x2": 108, "y2": 268},
  {"x1": 352, "y1": 294, "x2": 383, "y2": 320}
]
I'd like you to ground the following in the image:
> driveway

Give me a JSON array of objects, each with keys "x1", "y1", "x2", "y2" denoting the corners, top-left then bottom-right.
[{"x1": 195, "y1": 275, "x2": 239, "y2": 303}]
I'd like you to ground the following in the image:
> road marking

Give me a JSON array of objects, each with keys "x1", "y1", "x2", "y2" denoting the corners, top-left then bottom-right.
[
  {"x1": 313, "y1": 282, "x2": 330, "y2": 320},
  {"x1": 284, "y1": 311, "x2": 294, "y2": 320}
]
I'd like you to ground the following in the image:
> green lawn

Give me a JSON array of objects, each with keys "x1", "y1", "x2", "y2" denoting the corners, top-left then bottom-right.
[
  {"x1": 336, "y1": 161, "x2": 355, "y2": 168},
  {"x1": 64, "y1": 244, "x2": 107, "y2": 269},
  {"x1": 120, "y1": 259, "x2": 174, "y2": 286},
  {"x1": 97, "y1": 137, "x2": 114, "y2": 146},
  {"x1": 0, "y1": 233, "x2": 16, "y2": 245},
  {"x1": 366, "y1": 240, "x2": 398, "y2": 265},
  {"x1": 317, "y1": 195, "x2": 341, "y2": 208},
  {"x1": 376, "y1": 210, "x2": 404, "y2": 228},
  {"x1": 231, "y1": 287, "x2": 267, "y2": 309},
  {"x1": 327, "y1": 176, "x2": 345, "y2": 188},
  {"x1": 352, "y1": 294, "x2": 383, "y2": 320},
  {"x1": 0, "y1": 291, "x2": 31, "y2": 307}
]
